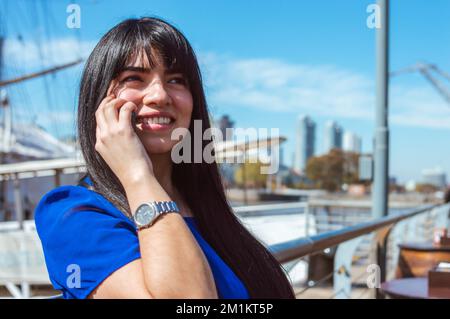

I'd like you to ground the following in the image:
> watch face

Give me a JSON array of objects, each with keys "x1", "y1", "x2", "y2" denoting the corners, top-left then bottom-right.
[{"x1": 134, "y1": 203, "x2": 157, "y2": 227}]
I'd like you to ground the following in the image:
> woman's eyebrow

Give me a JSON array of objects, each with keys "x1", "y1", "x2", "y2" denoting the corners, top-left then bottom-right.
[
  {"x1": 122, "y1": 66, "x2": 151, "y2": 73},
  {"x1": 165, "y1": 70, "x2": 183, "y2": 75},
  {"x1": 121, "y1": 66, "x2": 181, "y2": 75}
]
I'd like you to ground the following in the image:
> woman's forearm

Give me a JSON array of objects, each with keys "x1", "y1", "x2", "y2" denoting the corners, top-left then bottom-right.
[{"x1": 124, "y1": 175, "x2": 218, "y2": 298}]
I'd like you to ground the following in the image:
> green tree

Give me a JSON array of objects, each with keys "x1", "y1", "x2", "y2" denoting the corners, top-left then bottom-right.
[
  {"x1": 306, "y1": 149, "x2": 359, "y2": 192},
  {"x1": 415, "y1": 183, "x2": 438, "y2": 194},
  {"x1": 234, "y1": 161, "x2": 267, "y2": 188}
]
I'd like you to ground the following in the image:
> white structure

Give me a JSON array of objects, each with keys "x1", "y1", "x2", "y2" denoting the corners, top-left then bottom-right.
[
  {"x1": 405, "y1": 180, "x2": 417, "y2": 192},
  {"x1": 0, "y1": 122, "x2": 76, "y2": 161},
  {"x1": 343, "y1": 131, "x2": 362, "y2": 154},
  {"x1": 421, "y1": 167, "x2": 447, "y2": 189},
  {"x1": 294, "y1": 115, "x2": 315, "y2": 173},
  {"x1": 323, "y1": 120, "x2": 343, "y2": 154}
]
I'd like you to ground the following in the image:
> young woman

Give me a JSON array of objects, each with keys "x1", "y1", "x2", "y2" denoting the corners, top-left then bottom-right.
[{"x1": 35, "y1": 17, "x2": 295, "y2": 299}]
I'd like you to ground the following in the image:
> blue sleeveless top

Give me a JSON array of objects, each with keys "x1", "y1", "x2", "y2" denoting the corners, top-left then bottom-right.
[{"x1": 34, "y1": 177, "x2": 249, "y2": 299}]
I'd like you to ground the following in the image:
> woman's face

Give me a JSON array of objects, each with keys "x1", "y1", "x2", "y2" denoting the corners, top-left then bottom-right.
[{"x1": 111, "y1": 52, "x2": 193, "y2": 155}]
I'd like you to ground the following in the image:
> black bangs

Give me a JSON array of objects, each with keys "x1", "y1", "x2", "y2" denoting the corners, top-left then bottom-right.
[{"x1": 110, "y1": 18, "x2": 194, "y2": 80}]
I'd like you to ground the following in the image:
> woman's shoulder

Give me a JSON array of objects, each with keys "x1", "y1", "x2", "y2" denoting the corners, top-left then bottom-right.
[
  {"x1": 34, "y1": 184, "x2": 128, "y2": 236},
  {"x1": 36, "y1": 174, "x2": 96, "y2": 206},
  {"x1": 35, "y1": 184, "x2": 103, "y2": 215},
  {"x1": 35, "y1": 184, "x2": 140, "y2": 299},
  {"x1": 37, "y1": 184, "x2": 90, "y2": 203}
]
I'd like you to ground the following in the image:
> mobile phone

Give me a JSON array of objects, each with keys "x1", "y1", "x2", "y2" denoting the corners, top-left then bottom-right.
[{"x1": 131, "y1": 111, "x2": 137, "y2": 127}]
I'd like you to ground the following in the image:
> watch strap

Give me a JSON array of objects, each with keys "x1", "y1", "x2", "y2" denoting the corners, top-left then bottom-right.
[
  {"x1": 134, "y1": 200, "x2": 180, "y2": 231},
  {"x1": 154, "y1": 201, "x2": 180, "y2": 214}
]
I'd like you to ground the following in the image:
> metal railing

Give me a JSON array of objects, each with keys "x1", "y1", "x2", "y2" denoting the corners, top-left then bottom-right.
[
  {"x1": 263, "y1": 203, "x2": 450, "y2": 298},
  {"x1": 1, "y1": 199, "x2": 448, "y2": 298},
  {"x1": 0, "y1": 158, "x2": 448, "y2": 298},
  {"x1": 270, "y1": 204, "x2": 436, "y2": 262},
  {"x1": 0, "y1": 157, "x2": 85, "y2": 227}
]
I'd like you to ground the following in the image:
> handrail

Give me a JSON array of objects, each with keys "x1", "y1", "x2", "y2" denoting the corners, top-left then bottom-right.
[
  {"x1": 233, "y1": 201, "x2": 307, "y2": 213},
  {"x1": 269, "y1": 203, "x2": 440, "y2": 263}
]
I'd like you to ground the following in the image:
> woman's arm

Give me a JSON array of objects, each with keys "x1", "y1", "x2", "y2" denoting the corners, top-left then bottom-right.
[
  {"x1": 91, "y1": 84, "x2": 217, "y2": 298},
  {"x1": 89, "y1": 174, "x2": 218, "y2": 299},
  {"x1": 126, "y1": 174, "x2": 218, "y2": 298},
  {"x1": 88, "y1": 259, "x2": 154, "y2": 298}
]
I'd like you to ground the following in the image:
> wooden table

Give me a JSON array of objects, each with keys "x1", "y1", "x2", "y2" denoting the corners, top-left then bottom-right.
[
  {"x1": 381, "y1": 277, "x2": 450, "y2": 299},
  {"x1": 396, "y1": 242, "x2": 450, "y2": 278}
]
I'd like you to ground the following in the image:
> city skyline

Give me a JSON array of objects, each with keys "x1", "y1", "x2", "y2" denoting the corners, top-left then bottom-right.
[
  {"x1": 2, "y1": 0, "x2": 450, "y2": 184},
  {"x1": 220, "y1": 111, "x2": 447, "y2": 187},
  {"x1": 343, "y1": 132, "x2": 362, "y2": 154},
  {"x1": 294, "y1": 115, "x2": 316, "y2": 173},
  {"x1": 323, "y1": 120, "x2": 343, "y2": 154}
]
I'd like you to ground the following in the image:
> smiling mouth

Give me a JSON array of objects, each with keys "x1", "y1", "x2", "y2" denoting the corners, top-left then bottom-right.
[
  {"x1": 136, "y1": 115, "x2": 176, "y2": 132},
  {"x1": 136, "y1": 116, "x2": 175, "y2": 125}
]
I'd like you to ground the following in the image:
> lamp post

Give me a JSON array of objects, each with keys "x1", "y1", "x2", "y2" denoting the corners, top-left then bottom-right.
[{"x1": 373, "y1": 0, "x2": 390, "y2": 219}]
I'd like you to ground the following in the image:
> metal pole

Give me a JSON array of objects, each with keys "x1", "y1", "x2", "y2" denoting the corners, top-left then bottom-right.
[
  {"x1": 373, "y1": 0, "x2": 389, "y2": 219},
  {"x1": 373, "y1": 0, "x2": 390, "y2": 299},
  {"x1": 54, "y1": 169, "x2": 61, "y2": 187},
  {"x1": 13, "y1": 173, "x2": 24, "y2": 229},
  {"x1": 242, "y1": 161, "x2": 248, "y2": 205},
  {"x1": 0, "y1": 36, "x2": 5, "y2": 214},
  {"x1": 304, "y1": 203, "x2": 310, "y2": 237}
]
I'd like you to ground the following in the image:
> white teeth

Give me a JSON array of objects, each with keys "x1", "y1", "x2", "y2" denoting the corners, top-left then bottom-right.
[{"x1": 142, "y1": 117, "x2": 172, "y2": 125}]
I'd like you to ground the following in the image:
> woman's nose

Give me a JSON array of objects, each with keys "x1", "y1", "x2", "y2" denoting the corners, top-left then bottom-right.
[{"x1": 142, "y1": 81, "x2": 172, "y2": 107}]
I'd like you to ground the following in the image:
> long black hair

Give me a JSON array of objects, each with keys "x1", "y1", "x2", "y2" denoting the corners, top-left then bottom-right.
[{"x1": 77, "y1": 17, "x2": 295, "y2": 298}]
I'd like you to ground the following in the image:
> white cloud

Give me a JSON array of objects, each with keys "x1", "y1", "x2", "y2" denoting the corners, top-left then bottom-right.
[
  {"x1": 5, "y1": 39, "x2": 450, "y2": 130},
  {"x1": 37, "y1": 110, "x2": 76, "y2": 126},
  {"x1": 13, "y1": 107, "x2": 76, "y2": 127},
  {"x1": 390, "y1": 85, "x2": 450, "y2": 129},
  {"x1": 199, "y1": 53, "x2": 450, "y2": 129},
  {"x1": 3, "y1": 37, "x2": 95, "y2": 69}
]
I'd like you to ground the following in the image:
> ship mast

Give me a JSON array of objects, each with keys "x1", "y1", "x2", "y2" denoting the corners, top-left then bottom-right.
[
  {"x1": 0, "y1": 34, "x2": 82, "y2": 215},
  {"x1": 0, "y1": 59, "x2": 83, "y2": 88},
  {"x1": 0, "y1": 35, "x2": 8, "y2": 214}
]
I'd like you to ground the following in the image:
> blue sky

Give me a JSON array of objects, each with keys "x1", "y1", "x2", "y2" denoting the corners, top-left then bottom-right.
[{"x1": 1, "y1": 0, "x2": 450, "y2": 183}]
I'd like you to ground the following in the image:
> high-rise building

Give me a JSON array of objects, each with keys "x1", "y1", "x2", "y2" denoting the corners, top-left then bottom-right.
[
  {"x1": 421, "y1": 167, "x2": 447, "y2": 189},
  {"x1": 215, "y1": 115, "x2": 235, "y2": 141},
  {"x1": 295, "y1": 115, "x2": 316, "y2": 173},
  {"x1": 343, "y1": 131, "x2": 362, "y2": 154},
  {"x1": 323, "y1": 120, "x2": 343, "y2": 154}
]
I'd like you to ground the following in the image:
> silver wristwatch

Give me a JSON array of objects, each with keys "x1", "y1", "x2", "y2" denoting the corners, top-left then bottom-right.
[{"x1": 133, "y1": 201, "x2": 180, "y2": 230}]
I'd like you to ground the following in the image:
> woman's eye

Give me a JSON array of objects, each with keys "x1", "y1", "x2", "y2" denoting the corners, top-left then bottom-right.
[
  {"x1": 120, "y1": 75, "x2": 142, "y2": 83},
  {"x1": 168, "y1": 76, "x2": 187, "y2": 85}
]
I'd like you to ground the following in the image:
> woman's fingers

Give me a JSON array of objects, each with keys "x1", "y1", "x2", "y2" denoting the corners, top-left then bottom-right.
[
  {"x1": 118, "y1": 101, "x2": 138, "y2": 128},
  {"x1": 103, "y1": 98, "x2": 128, "y2": 123},
  {"x1": 96, "y1": 83, "x2": 138, "y2": 146},
  {"x1": 107, "y1": 79, "x2": 118, "y2": 96},
  {"x1": 95, "y1": 95, "x2": 115, "y2": 131},
  {"x1": 95, "y1": 125, "x2": 102, "y2": 151}
]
